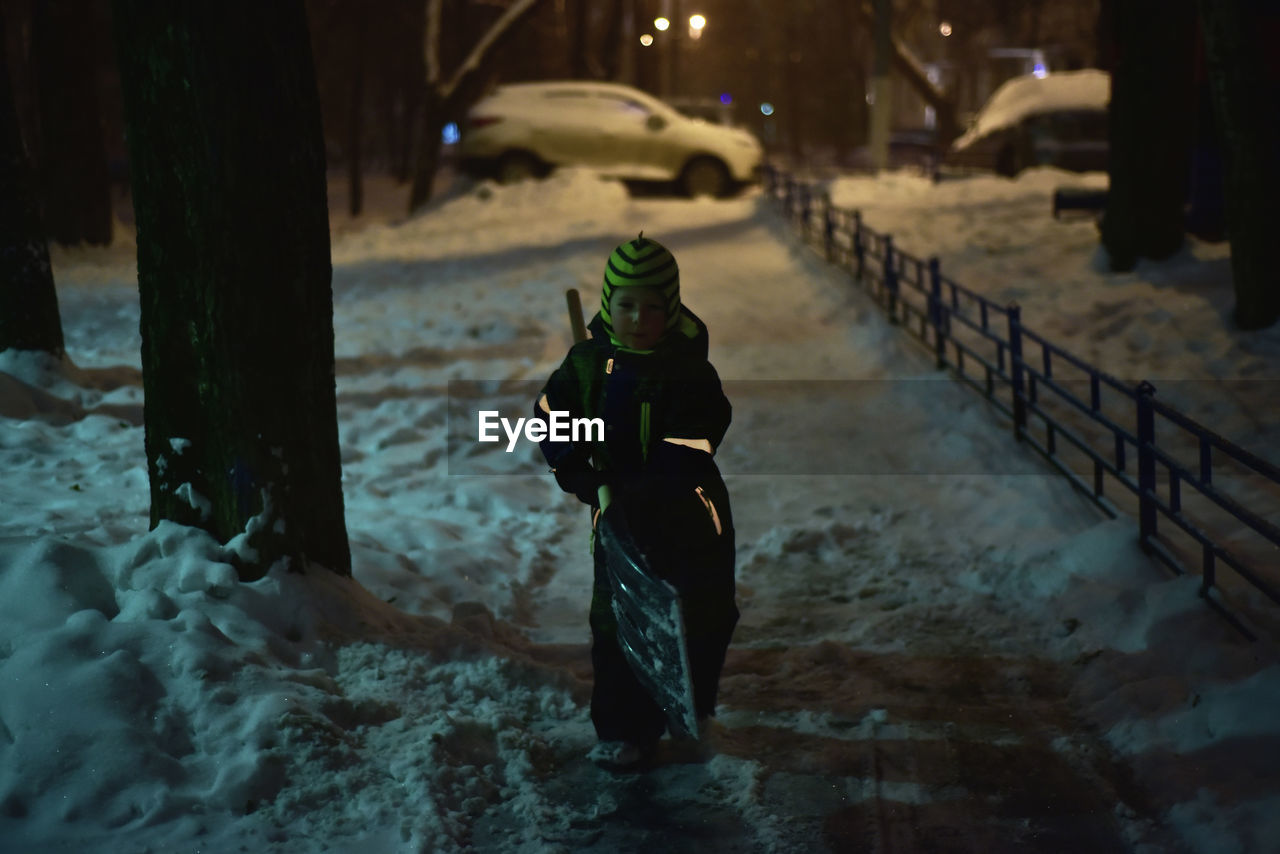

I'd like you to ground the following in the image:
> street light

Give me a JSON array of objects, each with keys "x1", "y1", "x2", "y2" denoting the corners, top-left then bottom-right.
[
  {"x1": 689, "y1": 13, "x2": 706, "y2": 40},
  {"x1": 654, "y1": 16, "x2": 670, "y2": 31},
  {"x1": 640, "y1": 33, "x2": 654, "y2": 46}
]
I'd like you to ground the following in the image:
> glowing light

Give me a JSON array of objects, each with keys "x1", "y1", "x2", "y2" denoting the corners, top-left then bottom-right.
[
  {"x1": 689, "y1": 14, "x2": 706, "y2": 30},
  {"x1": 639, "y1": 33, "x2": 654, "y2": 46},
  {"x1": 719, "y1": 92, "x2": 732, "y2": 105},
  {"x1": 759, "y1": 102, "x2": 774, "y2": 116},
  {"x1": 1033, "y1": 62, "x2": 1048, "y2": 78},
  {"x1": 654, "y1": 16, "x2": 670, "y2": 31},
  {"x1": 939, "y1": 22, "x2": 953, "y2": 37},
  {"x1": 442, "y1": 122, "x2": 459, "y2": 145}
]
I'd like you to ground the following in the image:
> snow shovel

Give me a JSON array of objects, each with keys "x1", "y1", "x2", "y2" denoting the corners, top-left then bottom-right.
[{"x1": 595, "y1": 500, "x2": 701, "y2": 740}]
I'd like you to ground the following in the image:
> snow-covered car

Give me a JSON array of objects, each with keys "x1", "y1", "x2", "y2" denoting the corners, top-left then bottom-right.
[
  {"x1": 457, "y1": 81, "x2": 763, "y2": 197},
  {"x1": 946, "y1": 69, "x2": 1110, "y2": 177}
]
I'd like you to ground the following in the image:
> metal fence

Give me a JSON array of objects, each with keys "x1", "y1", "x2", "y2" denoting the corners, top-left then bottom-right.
[{"x1": 764, "y1": 164, "x2": 1280, "y2": 640}]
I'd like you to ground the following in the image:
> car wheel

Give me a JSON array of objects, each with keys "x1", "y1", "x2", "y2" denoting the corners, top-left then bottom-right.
[
  {"x1": 680, "y1": 157, "x2": 730, "y2": 198},
  {"x1": 497, "y1": 151, "x2": 542, "y2": 184}
]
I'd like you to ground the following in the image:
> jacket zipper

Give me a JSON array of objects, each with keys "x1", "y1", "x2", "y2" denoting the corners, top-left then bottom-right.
[{"x1": 640, "y1": 401, "x2": 651, "y2": 463}]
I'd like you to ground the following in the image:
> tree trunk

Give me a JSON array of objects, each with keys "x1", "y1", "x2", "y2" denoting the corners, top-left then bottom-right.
[
  {"x1": 408, "y1": 90, "x2": 444, "y2": 211},
  {"x1": 1198, "y1": 0, "x2": 1280, "y2": 330},
  {"x1": 1026, "y1": 0, "x2": 1044, "y2": 46},
  {"x1": 384, "y1": 80, "x2": 399, "y2": 180},
  {"x1": 348, "y1": 10, "x2": 367, "y2": 217},
  {"x1": 112, "y1": 0, "x2": 351, "y2": 580},
  {"x1": 568, "y1": 0, "x2": 590, "y2": 78},
  {"x1": 0, "y1": 11, "x2": 63, "y2": 356},
  {"x1": 32, "y1": 0, "x2": 112, "y2": 246},
  {"x1": 868, "y1": 0, "x2": 891, "y2": 170},
  {"x1": 780, "y1": 6, "x2": 803, "y2": 161},
  {"x1": 840, "y1": 1, "x2": 870, "y2": 154},
  {"x1": 398, "y1": 80, "x2": 421, "y2": 183},
  {"x1": 1099, "y1": 0, "x2": 1196, "y2": 272},
  {"x1": 855, "y1": 1, "x2": 959, "y2": 146},
  {"x1": 1184, "y1": 30, "x2": 1226, "y2": 243},
  {"x1": 408, "y1": 0, "x2": 549, "y2": 212},
  {"x1": 599, "y1": 0, "x2": 625, "y2": 80}
]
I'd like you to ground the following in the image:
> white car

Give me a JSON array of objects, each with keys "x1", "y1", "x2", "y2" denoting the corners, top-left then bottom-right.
[
  {"x1": 458, "y1": 81, "x2": 763, "y2": 197},
  {"x1": 947, "y1": 69, "x2": 1110, "y2": 176}
]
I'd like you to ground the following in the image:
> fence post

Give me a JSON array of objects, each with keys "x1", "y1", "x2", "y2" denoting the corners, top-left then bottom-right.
[
  {"x1": 852, "y1": 211, "x2": 865, "y2": 280},
  {"x1": 1008, "y1": 303, "x2": 1026, "y2": 440},
  {"x1": 823, "y1": 194, "x2": 836, "y2": 262},
  {"x1": 1136, "y1": 381, "x2": 1158, "y2": 546},
  {"x1": 763, "y1": 163, "x2": 775, "y2": 198},
  {"x1": 883, "y1": 234, "x2": 899, "y2": 323},
  {"x1": 784, "y1": 175, "x2": 795, "y2": 223},
  {"x1": 928, "y1": 256, "x2": 945, "y2": 368}
]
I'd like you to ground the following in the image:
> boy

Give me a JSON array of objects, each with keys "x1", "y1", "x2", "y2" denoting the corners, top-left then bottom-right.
[{"x1": 536, "y1": 234, "x2": 738, "y2": 770}]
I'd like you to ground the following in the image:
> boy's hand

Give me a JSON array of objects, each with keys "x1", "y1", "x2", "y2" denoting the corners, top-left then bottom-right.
[{"x1": 553, "y1": 452, "x2": 607, "y2": 506}]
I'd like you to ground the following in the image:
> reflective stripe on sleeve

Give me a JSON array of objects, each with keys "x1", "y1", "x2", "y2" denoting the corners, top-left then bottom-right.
[
  {"x1": 663, "y1": 437, "x2": 714, "y2": 454},
  {"x1": 694, "y1": 486, "x2": 723, "y2": 535}
]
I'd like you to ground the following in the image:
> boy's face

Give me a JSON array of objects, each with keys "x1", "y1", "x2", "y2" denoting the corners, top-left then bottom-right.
[{"x1": 609, "y1": 287, "x2": 667, "y2": 349}]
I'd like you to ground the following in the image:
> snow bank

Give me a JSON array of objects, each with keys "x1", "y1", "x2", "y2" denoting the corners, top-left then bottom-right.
[
  {"x1": 951, "y1": 69, "x2": 1110, "y2": 152},
  {"x1": 0, "y1": 520, "x2": 590, "y2": 853}
]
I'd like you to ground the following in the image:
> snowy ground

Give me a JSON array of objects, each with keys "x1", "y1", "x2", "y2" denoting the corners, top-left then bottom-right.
[{"x1": 1, "y1": 166, "x2": 1278, "y2": 853}]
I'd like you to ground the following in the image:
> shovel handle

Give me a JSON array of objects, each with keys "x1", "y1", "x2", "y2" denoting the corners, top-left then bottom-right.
[{"x1": 566, "y1": 288, "x2": 588, "y2": 344}]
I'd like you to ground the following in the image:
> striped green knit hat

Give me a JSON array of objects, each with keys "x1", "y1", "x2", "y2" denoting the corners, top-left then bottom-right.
[{"x1": 600, "y1": 233, "x2": 681, "y2": 343}]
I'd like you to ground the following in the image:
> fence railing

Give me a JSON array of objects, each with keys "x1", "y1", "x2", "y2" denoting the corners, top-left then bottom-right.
[{"x1": 764, "y1": 163, "x2": 1280, "y2": 640}]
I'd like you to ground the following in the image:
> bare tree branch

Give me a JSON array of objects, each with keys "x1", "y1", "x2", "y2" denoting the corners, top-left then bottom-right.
[
  {"x1": 424, "y1": 0, "x2": 443, "y2": 88},
  {"x1": 440, "y1": 0, "x2": 544, "y2": 103},
  {"x1": 409, "y1": 0, "x2": 550, "y2": 210},
  {"x1": 856, "y1": 1, "x2": 957, "y2": 137}
]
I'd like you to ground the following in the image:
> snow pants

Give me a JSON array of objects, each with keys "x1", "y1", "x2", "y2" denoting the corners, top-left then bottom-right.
[{"x1": 588, "y1": 477, "x2": 738, "y2": 745}]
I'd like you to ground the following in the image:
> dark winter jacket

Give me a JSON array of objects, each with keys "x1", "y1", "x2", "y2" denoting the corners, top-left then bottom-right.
[
  {"x1": 537, "y1": 306, "x2": 731, "y2": 482},
  {"x1": 536, "y1": 304, "x2": 735, "y2": 593}
]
